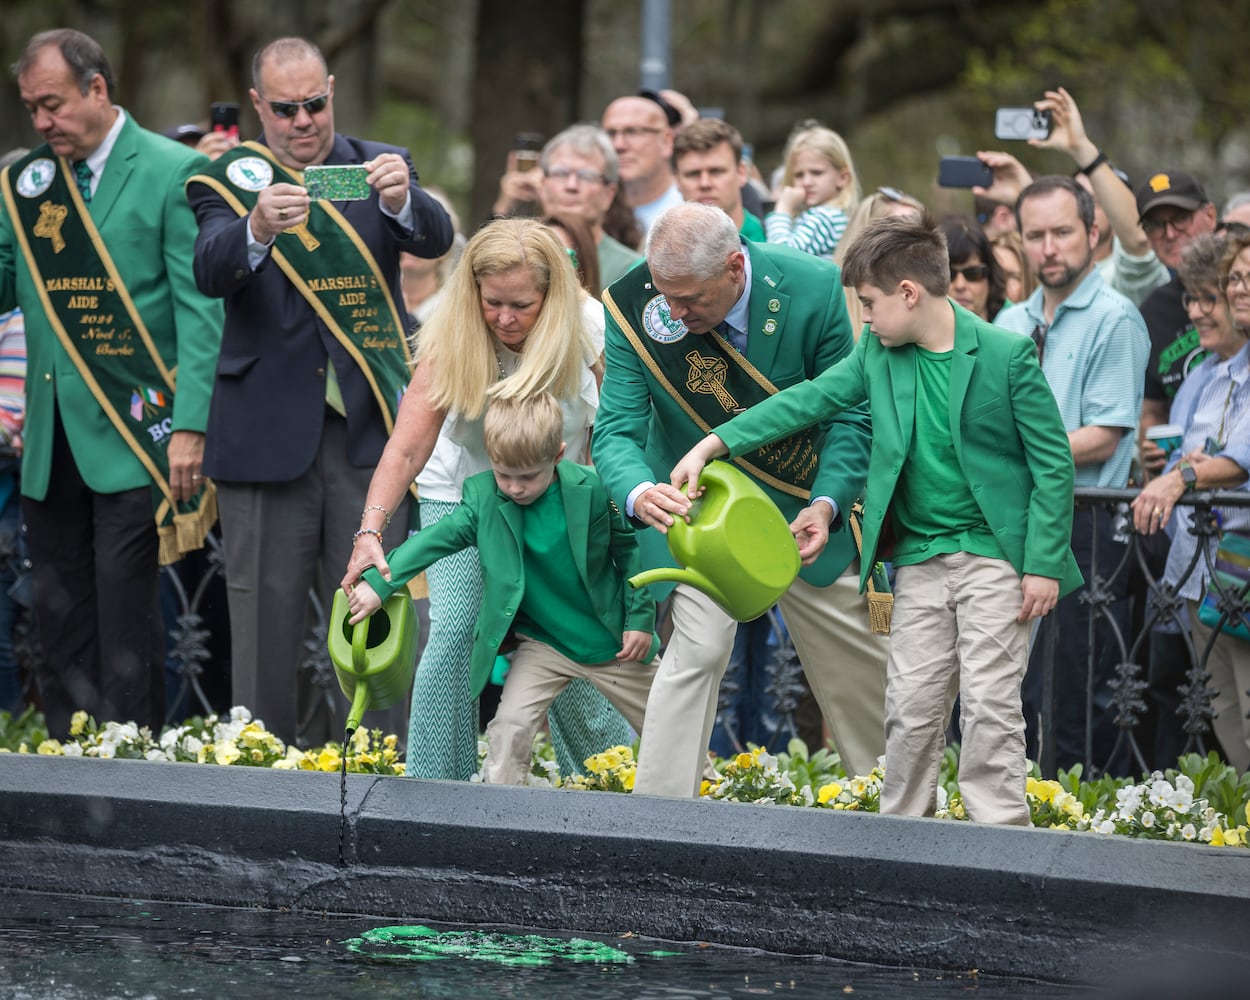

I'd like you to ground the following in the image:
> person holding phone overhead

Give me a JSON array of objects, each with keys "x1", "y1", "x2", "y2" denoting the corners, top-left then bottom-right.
[{"x1": 186, "y1": 35, "x2": 453, "y2": 747}]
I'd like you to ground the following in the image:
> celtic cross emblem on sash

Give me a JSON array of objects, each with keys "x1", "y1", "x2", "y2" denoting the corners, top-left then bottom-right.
[
  {"x1": 685, "y1": 349, "x2": 738, "y2": 412},
  {"x1": 33, "y1": 201, "x2": 69, "y2": 254},
  {"x1": 285, "y1": 221, "x2": 321, "y2": 252}
]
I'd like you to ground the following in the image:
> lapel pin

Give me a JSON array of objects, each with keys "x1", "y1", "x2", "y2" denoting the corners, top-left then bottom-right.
[
  {"x1": 763, "y1": 319, "x2": 777, "y2": 335},
  {"x1": 767, "y1": 298, "x2": 780, "y2": 313}
]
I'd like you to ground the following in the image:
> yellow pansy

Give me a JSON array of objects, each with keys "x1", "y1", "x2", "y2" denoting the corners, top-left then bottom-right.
[
  {"x1": 818, "y1": 782, "x2": 844, "y2": 805},
  {"x1": 212, "y1": 740, "x2": 241, "y2": 765},
  {"x1": 37, "y1": 739, "x2": 63, "y2": 755},
  {"x1": 735, "y1": 752, "x2": 753, "y2": 770},
  {"x1": 69, "y1": 711, "x2": 88, "y2": 736}
]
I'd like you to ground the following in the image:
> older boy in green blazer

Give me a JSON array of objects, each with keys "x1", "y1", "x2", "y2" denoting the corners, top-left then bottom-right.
[
  {"x1": 673, "y1": 215, "x2": 1082, "y2": 825},
  {"x1": 347, "y1": 393, "x2": 659, "y2": 784}
]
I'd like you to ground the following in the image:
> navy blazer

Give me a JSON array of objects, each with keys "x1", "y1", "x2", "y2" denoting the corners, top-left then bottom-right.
[{"x1": 187, "y1": 133, "x2": 453, "y2": 482}]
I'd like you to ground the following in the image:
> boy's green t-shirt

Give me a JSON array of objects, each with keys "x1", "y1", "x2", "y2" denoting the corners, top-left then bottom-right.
[
  {"x1": 890, "y1": 347, "x2": 1006, "y2": 568},
  {"x1": 513, "y1": 479, "x2": 623, "y2": 664}
]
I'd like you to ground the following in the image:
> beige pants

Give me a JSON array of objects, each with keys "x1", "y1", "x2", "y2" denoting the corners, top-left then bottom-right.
[
  {"x1": 481, "y1": 637, "x2": 658, "y2": 785},
  {"x1": 634, "y1": 566, "x2": 889, "y2": 798},
  {"x1": 1189, "y1": 600, "x2": 1250, "y2": 772},
  {"x1": 881, "y1": 553, "x2": 1031, "y2": 826}
]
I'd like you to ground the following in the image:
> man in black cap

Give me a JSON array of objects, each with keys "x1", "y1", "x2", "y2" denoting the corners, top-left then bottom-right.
[
  {"x1": 1135, "y1": 170, "x2": 1217, "y2": 478},
  {"x1": 600, "y1": 92, "x2": 684, "y2": 237}
]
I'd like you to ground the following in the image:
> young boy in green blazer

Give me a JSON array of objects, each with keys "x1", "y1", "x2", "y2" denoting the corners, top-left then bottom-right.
[
  {"x1": 672, "y1": 214, "x2": 1082, "y2": 825},
  {"x1": 346, "y1": 392, "x2": 660, "y2": 784}
]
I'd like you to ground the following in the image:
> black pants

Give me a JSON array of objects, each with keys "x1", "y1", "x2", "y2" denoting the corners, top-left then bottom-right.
[
  {"x1": 1023, "y1": 506, "x2": 1132, "y2": 775},
  {"x1": 22, "y1": 412, "x2": 163, "y2": 738}
]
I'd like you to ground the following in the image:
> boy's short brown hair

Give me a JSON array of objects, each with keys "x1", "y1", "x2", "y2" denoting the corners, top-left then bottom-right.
[
  {"x1": 483, "y1": 392, "x2": 564, "y2": 468},
  {"x1": 841, "y1": 212, "x2": 950, "y2": 297}
]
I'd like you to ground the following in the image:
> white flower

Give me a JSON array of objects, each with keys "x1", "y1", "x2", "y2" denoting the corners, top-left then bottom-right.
[
  {"x1": 1141, "y1": 810, "x2": 1156, "y2": 829},
  {"x1": 1097, "y1": 820, "x2": 1115, "y2": 835},
  {"x1": 1115, "y1": 785, "x2": 1144, "y2": 817},
  {"x1": 1181, "y1": 824, "x2": 1197, "y2": 841},
  {"x1": 160, "y1": 726, "x2": 187, "y2": 750},
  {"x1": 229, "y1": 706, "x2": 252, "y2": 723},
  {"x1": 936, "y1": 786, "x2": 948, "y2": 810},
  {"x1": 63, "y1": 743, "x2": 83, "y2": 757},
  {"x1": 272, "y1": 758, "x2": 297, "y2": 770},
  {"x1": 97, "y1": 742, "x2": 116, "y2": 760},
  {"x1": 145, "y1": 749, "x2": 169, "y2": 762},
  {"x1": 1176, "y1": 774, "x2": 1195, "y2": 795},
  {"x1": 181, "y1": 735, "x2": 204, "y2": 756},
  {"x1": 1147, "y1": 778, "x2": 1173, "y2": 808}
]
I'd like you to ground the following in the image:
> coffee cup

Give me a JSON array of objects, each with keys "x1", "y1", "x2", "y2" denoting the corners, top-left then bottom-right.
[{"x1": 1145, "y1": 423, "x2": 1183, "y2": 457}]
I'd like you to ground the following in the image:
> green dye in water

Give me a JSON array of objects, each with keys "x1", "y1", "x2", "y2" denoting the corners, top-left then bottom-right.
[{"x1": 344, "y1": 925, "x2": 680, "y2": 967}]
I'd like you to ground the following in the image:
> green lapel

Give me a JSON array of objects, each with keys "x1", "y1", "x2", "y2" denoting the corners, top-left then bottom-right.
[
  {"x1": 87, "y1": 114, "x2": 136, "y2": 228},
  {"x1": 744, "y1": 244, "x2": 789, "y2": 375},
  {"x1": 557, "y1": 463, "x2": 594, "y2": 598},
  {"x1": 947, "y1": 303, "x2": 978, "y2": 468}
]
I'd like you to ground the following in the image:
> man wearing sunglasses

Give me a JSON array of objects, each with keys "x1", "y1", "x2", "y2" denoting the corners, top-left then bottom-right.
[{"x1": 186, "y1": 36, "x2": 453, "y2": 747}]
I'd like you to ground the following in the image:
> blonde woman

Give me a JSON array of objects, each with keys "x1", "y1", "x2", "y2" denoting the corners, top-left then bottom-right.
[
  {"x1": 766, "y1": 121, "x2": 862, "y2": 260},
  {"x1": 343, "y1": 218, "x2": 630, "y2": 779}
]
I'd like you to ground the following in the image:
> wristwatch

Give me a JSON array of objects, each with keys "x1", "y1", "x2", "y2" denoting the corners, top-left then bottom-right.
[{"x1": 1178, "y1": 460, "x2": 1198, "y2": 491}]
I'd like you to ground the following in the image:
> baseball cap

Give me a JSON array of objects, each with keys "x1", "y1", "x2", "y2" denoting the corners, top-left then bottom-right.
[
  {"x1": 162, "y1": 123, "x2": 206, "y2": 144},
  {"x1": 1136, "y1": 170, "x2": 1208, "y2": 223}
]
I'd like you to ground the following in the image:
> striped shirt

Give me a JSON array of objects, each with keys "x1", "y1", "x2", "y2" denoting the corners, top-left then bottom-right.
[
  {"x1": 764, "y1": 204, "x2": 848, "y2": 260},
  {"x1": 995, "y1": 268, "x2": 1148, "y2": 488},
  {"x1": 1161, "y1": 340, "x2": 1250, "y2": 600},
  {"x1": 0, "y1": 309, "x2": 26, "y2": 446}
]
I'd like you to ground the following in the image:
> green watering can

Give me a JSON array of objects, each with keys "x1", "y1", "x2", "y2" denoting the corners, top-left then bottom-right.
[
  {"x1": 327, "y1": 589, "x2": 419, "y2": 734},
  {"x1": 629, "y1": 460, "x2": 800, "y2": 622}
]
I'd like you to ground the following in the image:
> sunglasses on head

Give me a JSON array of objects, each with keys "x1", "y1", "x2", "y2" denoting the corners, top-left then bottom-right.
[{"x1": 265, "y1": 91, "x2": 330, "y2": 119}]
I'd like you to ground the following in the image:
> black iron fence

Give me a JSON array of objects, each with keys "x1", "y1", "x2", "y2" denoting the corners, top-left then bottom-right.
[{"x1": 715, "y1": 487, "x2": 1250, "y2": 777}]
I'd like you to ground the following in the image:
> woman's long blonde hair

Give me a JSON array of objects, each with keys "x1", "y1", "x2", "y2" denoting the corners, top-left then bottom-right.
[{"x1": 416, "y1": 218, "x2": 590, "y2": 418}]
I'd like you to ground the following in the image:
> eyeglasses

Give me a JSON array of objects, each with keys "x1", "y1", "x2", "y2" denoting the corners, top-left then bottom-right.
[
  {"x1": 1031, "y1": 323, "x2": 1049, "y2": 363},
  {"x1": 604, "y1": 126, "x2": 664, "y2": 142},
  {"x1": 1221, "y1": 271, "x2": 1250, "y2": 291},
  {"x1": 264, "y1": 90, "x2": 331, "y2": 119},
  {"x1": 1181, "y1": 291, "x2": 1220, "y2": 314},
  {"x1": 1141, "y1": 208, "x2": 1196, "y2": 237},
  {"x1": 544, "y1": 166, "x2": 608, "y2": 185},
  {"x1": 951, "y1": 264, "x2": 990, "y2": 282}
]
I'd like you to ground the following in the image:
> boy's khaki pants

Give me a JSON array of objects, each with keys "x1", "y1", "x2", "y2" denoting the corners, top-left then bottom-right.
[
  {"x1": 482, "y1": 638, "x2": 658, "y2": 784},
  {"x1": 881, "y1": 552, "x2": 1031, "y2": 826}
]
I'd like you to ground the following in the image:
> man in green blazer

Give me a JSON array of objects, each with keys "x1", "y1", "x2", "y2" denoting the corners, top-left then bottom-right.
[
  {"x1": 348, "y1": 392, "x2": 659, "y2": 784},
  {"x1": 674, "y1": 214, "x2": 1081, "y2": 825},
  {"x1": 594, "y1": 202, "x2": 887, "y2": 798},
  {"x1": 0, "y1": 30, "x2": 221, "y2": 736}
]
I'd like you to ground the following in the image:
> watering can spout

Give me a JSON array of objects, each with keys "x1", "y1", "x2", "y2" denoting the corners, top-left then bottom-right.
[{"x1": 630, "y1": 566, "x2": 729, "y2": 606}]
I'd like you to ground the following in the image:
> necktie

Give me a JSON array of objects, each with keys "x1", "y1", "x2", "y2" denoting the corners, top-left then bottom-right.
[
  {"x1": 717, "y1": 320, "x2": 747, "y2": 354},
  {"x1": 73, "y1": 160, "x2": 93, "y2": 203}
]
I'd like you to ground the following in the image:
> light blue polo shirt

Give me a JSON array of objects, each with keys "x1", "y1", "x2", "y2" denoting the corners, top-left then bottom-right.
[{"x1": 995, "y1": 268, "x2": 1149, "y2": 488}]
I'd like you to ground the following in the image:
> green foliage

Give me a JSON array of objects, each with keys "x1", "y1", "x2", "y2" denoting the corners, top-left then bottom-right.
[{"x1": 0, "y1": 706, "x2": 47, "y2": 752}]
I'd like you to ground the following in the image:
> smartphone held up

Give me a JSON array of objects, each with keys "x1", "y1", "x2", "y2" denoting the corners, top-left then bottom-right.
[
  {"x1": 994, "y1": 107, "x2": 1052, "y2": 141},
  {"x1": 210, "y1": 102, "x2": 240, "y2": 140},
  {"x1": 938, "y1": 156, "x2": 993, "y2": 189}
]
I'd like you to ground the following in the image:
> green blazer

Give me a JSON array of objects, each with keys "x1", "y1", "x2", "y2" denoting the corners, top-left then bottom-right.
[
  {"x1": 594, "y1": 240, "x2": 872, "y2": 589},
  {"x1": 0, "y1": 114, "x2": 223, "y2": 499},
  {"x1": 718, "y1": 303, "x2": 1083, "y2": 597},
  {"x1": 361, "y1": 462, "x2": 659, "y2": 697}
]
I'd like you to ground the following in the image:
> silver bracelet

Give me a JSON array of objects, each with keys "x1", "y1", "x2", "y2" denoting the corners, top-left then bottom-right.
[{"x1": 360, "y1": 504, "x2": 392, "y2": 527}]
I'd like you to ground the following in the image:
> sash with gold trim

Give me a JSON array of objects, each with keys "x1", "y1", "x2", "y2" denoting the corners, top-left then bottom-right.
[
  {"x1": 1, "y1": 149, "x2": 215, "y2": 565},
  {"x1": 604, "y1": 286, "x2": 820, "y2": 499},
  {"x1": 185, "y1": 142, "x2": 410, "y2": 430}
]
